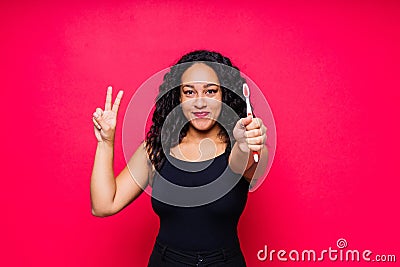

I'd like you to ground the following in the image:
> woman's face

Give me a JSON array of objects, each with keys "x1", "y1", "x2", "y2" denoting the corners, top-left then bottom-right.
[{"x1": 180, "y1": 63, "x2": 222, "y2": 132}]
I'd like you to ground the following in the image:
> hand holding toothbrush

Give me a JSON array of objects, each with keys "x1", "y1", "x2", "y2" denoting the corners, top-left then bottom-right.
[{"x1": 232, "y1": 83, "x2": 267, "y2": 163}]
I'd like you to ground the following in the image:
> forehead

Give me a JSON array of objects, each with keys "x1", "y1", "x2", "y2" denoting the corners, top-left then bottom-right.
[{"x1": 181, "y1": 63, "x2": 220, "y2": 85}]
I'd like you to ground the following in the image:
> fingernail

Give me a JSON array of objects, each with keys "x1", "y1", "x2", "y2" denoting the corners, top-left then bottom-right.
[{"x1": 93, "y1": 113, "x2": 99, "y2": 118}]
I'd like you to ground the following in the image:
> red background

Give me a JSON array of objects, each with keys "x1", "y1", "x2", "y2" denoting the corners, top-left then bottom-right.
[{"x1": 1, "y1": 0, "x2": 399, "y2": 266}]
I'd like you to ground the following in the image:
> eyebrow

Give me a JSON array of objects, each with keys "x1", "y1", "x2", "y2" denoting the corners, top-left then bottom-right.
[{"x1": 181, "y1": 83, "x2": 220, "y2": 89}]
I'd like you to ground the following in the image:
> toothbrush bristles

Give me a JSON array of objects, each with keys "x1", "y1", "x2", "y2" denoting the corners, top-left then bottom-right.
[{"x1": 243, "y1": 83, "x2": 249, "y2": 97}]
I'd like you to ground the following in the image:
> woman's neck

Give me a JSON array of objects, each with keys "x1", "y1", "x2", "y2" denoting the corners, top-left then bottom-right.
[{"x1": 171, "y1": 124, "x2": 226, "y2": 161}]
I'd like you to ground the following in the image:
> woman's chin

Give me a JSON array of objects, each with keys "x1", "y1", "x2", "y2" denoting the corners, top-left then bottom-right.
[{"x1": 190, "y1": 118, "x2": 217, "y2": 131}]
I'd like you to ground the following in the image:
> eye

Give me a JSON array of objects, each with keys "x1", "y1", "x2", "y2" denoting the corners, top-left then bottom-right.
[
  {"x1": 183, "y1": 90, "x2": 195, "y2": 96},
  {"x1": 206, "y1": 89, "x2": 219, "y2": 95}
]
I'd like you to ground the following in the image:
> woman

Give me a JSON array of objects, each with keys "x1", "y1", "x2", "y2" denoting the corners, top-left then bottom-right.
[{"x1": 91, "y1": 50, "x2": 268, "y2": 266}]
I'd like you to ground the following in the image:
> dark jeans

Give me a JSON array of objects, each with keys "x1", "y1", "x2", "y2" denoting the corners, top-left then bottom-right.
[{"x1": 148, "y1": 239, "x2": 247, "y2": 266}]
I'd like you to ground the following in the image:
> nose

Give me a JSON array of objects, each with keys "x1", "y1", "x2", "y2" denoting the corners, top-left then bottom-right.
[{"x1": 193, "y1": 96, "x2": 207, "y2": 109}]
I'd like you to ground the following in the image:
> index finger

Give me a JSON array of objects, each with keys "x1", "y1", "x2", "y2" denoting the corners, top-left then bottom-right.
[
  {"x1": 241, "y1": 115, "x2": 253, "y2": 127},
  {"x1": 105, "y1": 86, "x2": 113, "y2": 111},
  {"x1": 246, "y1": 117, "x2": 262, "y2": 130},
  {"x1": 112, "y1": 90, "x2": 124, "y2": 113}
]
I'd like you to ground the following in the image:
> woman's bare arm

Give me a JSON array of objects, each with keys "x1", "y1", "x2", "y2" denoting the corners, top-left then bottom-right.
[
  {"x1": 228, "y1": 115, "x2": 268, "y2": 183},
  {"x1": 229, "y1": 142, "x2": 268, "y2": 183},
  {"x1": 90, "y1": 86, "x2": 153, "y2": 217},
  {"x1": 90, "y1": 141, "x2": 152, "y2": 217}
]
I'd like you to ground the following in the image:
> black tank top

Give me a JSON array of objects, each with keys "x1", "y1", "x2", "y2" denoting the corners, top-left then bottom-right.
[{"x1": 151, "y1": 148, "x2": 250, "y2": 251}]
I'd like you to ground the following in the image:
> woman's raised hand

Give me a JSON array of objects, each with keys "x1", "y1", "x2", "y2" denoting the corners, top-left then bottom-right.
[{"x1": 92, "y1": 86, "x2": 124, "y2": 144}]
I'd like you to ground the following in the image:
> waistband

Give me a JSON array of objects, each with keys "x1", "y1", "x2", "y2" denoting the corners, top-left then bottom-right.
[{"x1": 154, "y1": 238, "x2": 241, "y2": 266}]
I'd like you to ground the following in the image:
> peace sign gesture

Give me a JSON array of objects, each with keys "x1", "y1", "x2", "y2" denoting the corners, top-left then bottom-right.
[{"x1": 92, "y1": 86, "x2": 124, "y2": 144}]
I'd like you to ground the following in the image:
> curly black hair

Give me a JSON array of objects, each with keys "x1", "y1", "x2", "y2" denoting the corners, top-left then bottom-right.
[{"x1": 145, "y1": 50, "x2": 248, "y2": 171}]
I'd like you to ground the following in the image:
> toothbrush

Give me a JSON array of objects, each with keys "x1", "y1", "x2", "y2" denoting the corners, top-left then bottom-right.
[{"x1": 243, "y1": 83, "x2": 259, "y2": 163}]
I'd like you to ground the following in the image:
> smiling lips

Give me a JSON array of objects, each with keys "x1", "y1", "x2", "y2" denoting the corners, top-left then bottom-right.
[{"x1": 192, "y1": 112, "x2": 210, "y2": 118}]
